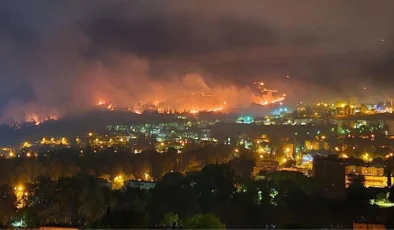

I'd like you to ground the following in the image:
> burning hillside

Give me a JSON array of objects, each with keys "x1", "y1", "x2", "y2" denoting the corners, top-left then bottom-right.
[{"x1": 96, "y1": 80, "x2": 286, "y2": 114}]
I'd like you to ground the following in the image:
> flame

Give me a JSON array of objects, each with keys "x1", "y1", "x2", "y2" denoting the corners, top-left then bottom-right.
[
  {"x1": 97, "y1": 100, "x2": 106, "y2": 106},
  {"x1": 269, "y1": 97, "x2": 285, "y2": 104},
  {"x1": 211, "y1": 107, "x2": 222, "y2": 112},
  {"x1": 92, "y1": 80, "x2": 286, "y2": 114},
  {"x1": 22, "y1": 114, "x2": 58, "y2": 126}
]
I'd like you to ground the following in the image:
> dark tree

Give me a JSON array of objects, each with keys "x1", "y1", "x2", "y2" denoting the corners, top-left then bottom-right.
[
  {"x1": 347, "y1": 173, "x2": 366, "y2": 188},
  {"x1": 227, "y1": 155, "x2": 254, "y2": 183},
  {"x1": 388, "y1": 186, "x2": 394, "y2": 203}
]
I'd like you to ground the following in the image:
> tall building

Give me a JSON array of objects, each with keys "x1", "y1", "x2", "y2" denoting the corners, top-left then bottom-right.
[{"x1": 313, "y1": 156, "x2": 345, "y2": 199}]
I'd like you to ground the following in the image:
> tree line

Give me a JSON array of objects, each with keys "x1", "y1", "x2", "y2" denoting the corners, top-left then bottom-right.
[{"x1": 1, "y1": 146, "x2": 394, "y2": 228}]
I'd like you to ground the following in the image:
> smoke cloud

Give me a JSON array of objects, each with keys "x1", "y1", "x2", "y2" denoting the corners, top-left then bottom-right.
[{"x1": 1, "y1": 0, "x2": 394, "y2": 121}]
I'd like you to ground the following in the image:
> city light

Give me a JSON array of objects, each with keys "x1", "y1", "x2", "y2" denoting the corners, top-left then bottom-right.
[
  {"x1": 363, "y1": 153, "x2": 371, "y2": 162},
  {"x1": 15, "y1": 185, "x2": 23, "y2": 192},
  {"x1": 340, "y1": 153, "x2": 348, "y2": 159},
  {"x1": 22, "y1": 142, "x2": 31, "y2": 148}
]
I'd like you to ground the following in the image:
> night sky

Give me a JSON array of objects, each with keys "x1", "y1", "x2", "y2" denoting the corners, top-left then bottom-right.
[{"x1": 1, "y1": 0, "x2": 394, "y2": 120}]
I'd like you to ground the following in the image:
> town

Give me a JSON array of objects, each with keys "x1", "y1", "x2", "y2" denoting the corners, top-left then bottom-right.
[{"x1": 1, "y1": 100, "x2": 394, "y2": 228}]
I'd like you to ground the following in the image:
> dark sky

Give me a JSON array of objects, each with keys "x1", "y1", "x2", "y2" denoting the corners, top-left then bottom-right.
[{"x1": 1, "y1": 0, "x2": 394, "y2": 120}]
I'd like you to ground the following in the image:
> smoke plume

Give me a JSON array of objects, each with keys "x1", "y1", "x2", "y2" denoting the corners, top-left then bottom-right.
[{"x1": 1, "y1": 0, "x2": 394, "y2": 121}]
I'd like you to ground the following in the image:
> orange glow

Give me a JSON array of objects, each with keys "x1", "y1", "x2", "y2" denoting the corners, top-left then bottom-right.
[
  {"x1": 5, "y1": 68, "x2": 288, "y2": 123},
  {"x1": 22, "y1": 114, "x2": 57, "y2": 126},
  {"x1": 90, "y1": 77, "x2": 285, "y2": 114},
  {"x1": 97, "y1": 100, "x2": 106, "y2": 105},
  {"x1": 152, "y1": 100, "x2": 161, "y2": 106},
  {"x1": 211, "y1": 107, "x2": 222, "y2": 112},
  {"x1": 269, "y1": 97, "x2": 285, "y2": 104}
]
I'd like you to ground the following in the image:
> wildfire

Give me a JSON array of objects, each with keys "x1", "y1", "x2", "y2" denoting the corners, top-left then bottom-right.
[
  {"x1": 270, "y1": 97, "x2": 285, "y2": 104},
  {"x1": 21, "y1": 114, "x2": 58, "y2": 126},
  {"x1": 254, "y1": 81, "x2": 285, "y2": 106},
  {"x1": 189, "y1": 106, "x2": 222, "y2": 114},
  {"x1": 94, "y1": 81, "x2": 285, "y2": 114},
  {"x1": 211, "y1": 107, "x2": 223, "y2": 112},
  {"x1": 97, "y1": 100, "x2": 106, "y2": 106}
]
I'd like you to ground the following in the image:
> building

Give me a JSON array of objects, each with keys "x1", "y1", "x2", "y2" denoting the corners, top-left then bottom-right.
[
  {"x1": 343, "y1": 105, "x2": 356, "y2": 115},
  {"x1": 252, "y1": 159, "x2": 279, "y2": 177},
  {"x1": 353, "y1": 222, "x2": 385, "y2": 230},
  {"x1": 360, "y1": 104, "x2": 368, "y2": 114},
  {"x1": 346, "y1": 175, "x2": 394, "y2": 188},
  {"x1": 346, "y1": 165, "x2": 384, "y2": 177},
  {"x1": 305, "y1": 140, "x2": 329, "y2": 151},
  {"x1": 345, "y1": 165, "x2": 391, "y2": 188},
  {"x1": 313, "y1": 156, "x2": 345, "y2": 199},
  {"x1": 279, "y1": 166, "x2": 309, "y2": 176}
]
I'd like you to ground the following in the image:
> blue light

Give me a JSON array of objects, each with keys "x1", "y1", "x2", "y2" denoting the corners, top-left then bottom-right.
[
  {"x1": 302, "y1": 155, "x2": 313, "y2": 162},
  {"x1": 236, "y1": 116, "x2": 254, "y2": 124}
]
